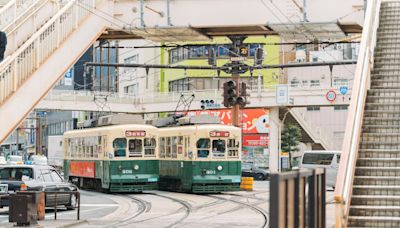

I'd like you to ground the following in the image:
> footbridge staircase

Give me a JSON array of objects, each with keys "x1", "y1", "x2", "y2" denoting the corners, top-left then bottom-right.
[
  {"x1": 0, "y1": 0, "x2": 111, "y2": 144},
  {"x1": 335, "y1": 0, "x2": 400, "y2": 226}
]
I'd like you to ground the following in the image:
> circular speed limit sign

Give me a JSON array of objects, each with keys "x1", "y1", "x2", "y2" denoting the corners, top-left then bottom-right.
[{"x1": 326, "y1": 90, "x2": 337, "y2": 102}]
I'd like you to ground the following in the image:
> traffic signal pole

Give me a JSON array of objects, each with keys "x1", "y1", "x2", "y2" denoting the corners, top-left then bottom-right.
[{"x1": 232, "y1": 73, "x2": 240, "y2": 127}]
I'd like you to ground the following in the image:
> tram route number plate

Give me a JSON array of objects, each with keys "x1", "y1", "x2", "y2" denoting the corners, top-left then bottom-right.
[
  {"x1": 122, "y1": 170, "x2": 133, "y2": 174},
  {"x1": 205, "y1": 170, "x2": 216, "y2": 175}
]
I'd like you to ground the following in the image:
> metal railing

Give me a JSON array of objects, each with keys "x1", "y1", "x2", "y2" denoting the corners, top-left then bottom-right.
[
  {"x1": 0, "y1": 0, "x2": 36, "y2": 31},
  {"x1": 45, "y1": 191, "x2": 81, "y2": 220},
  {"x1": 42, "y1": 84, "x2": 351, "y2": 105},
  {"x1": 334, "y1": 0, "x2": 381, "y2": 226},
  {"x1": 270, "y1": 168, "x2": 326, "y2": 228},
  {"x1": 0, "y1": 0, "x2": 98, "y2": 105}
]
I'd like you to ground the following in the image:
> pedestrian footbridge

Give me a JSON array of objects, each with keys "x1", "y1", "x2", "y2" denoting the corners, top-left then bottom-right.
[{"x1": 35, "y1": 86, "x2": 351, "y2": 113}]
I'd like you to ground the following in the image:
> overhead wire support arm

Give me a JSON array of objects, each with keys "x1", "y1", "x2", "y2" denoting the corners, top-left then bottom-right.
[{"x1": 85, "y1": 60, "x2": 357, "y2": 72}]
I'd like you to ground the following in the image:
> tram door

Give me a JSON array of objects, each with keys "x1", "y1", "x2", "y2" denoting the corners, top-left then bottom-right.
[
  {"x1": 182, "y1": 136, "x2": 192, "y2": 189},
  {"x1": 102, "y1": 136, "x2": 110, "y2": 185}
]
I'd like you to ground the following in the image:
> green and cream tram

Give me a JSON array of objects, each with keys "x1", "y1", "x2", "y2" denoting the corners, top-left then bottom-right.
[
  {"x1": 157, "y1": 123, "x2": 242, "y2": 193},
  {"x1": 63, "y1": 124, "x2": 159, "y2": 192}
]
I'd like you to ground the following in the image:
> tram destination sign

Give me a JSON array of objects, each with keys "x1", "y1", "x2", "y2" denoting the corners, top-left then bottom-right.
[
  {"x1": 209, "y1": 131, "x2": 230, "y2": 137},
  {"x1": 126, "y1": 130, "x2": 146, "y2": 137}
]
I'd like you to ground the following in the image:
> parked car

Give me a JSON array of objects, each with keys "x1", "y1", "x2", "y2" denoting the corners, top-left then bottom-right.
[
  {"x1": 299, "y1": 150, "x2": 341, "y2": 188},
  {"x1": 0, "y1": 165, "x2": 78, "y2": 209},
  {"x1": 7, "y1": 155, "x2": 23, "y2": 165},
  {"x1": 0, "y1": 156, "x2": 6, "y2": 165},
  {"x1": 27, "y1": 155, "x2": 48, "y2": 165},
  {"x1": 241, "y1": 163, "x2": 269, "y2": 180}
]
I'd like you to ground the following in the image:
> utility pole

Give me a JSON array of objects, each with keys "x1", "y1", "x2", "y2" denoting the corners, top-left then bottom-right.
[{"x1": 228, "y1": 36, "x2": 247, "y2": 127}]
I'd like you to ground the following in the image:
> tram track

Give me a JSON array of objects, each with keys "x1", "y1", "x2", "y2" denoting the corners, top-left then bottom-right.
[
  {"x1": 209, "y1": 195, "x2": 269, "y2": 228},
  {"x1": 147, "y1": 192, "x2": 192, "y2": 228},
  {"x1": 108, "y1": 194, "x2": 152, "y2": 227}
]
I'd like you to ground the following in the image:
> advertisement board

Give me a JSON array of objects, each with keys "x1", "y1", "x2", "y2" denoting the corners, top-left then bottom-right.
[
  {"x1": 70, "y1": 161, "x2": 95, "y2": 178},
  {"x1": 187, "y1": 108, "x2": 269, "y2": 134},
  {"x1": 243, "y1": 134, "x2": 269, "y2": 147}
]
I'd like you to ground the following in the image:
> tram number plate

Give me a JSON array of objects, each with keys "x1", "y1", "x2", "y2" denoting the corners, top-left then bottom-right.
[
  {"x1": 122, "y1": 170, "x2": 133, "y2": 174},
  {"x1": 205, "y1": 170, "x2": 216, "y2": 175}
]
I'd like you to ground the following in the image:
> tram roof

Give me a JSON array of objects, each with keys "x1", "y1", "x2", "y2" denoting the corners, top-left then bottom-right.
[{"x1": 63, "y1": 124, "x2": 157, "y2": 136}]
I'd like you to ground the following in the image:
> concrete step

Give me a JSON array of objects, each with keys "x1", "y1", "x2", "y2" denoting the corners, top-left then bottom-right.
[
  {"x1": 370, "y1": 82, "x2": 400, "y2": 89},
  {"x1": 349, "y1": 205, "x2": 400, "y2": 218},
  {"x1": 355, "y1": 167, "x2": 400, "y2": 176},
  {"x1": 348, "y1": 215, "x2": 400, "y2": 227},
  {"x1": 362, "y1": 126, "x2": 400, "y2": 132},
  {"x1": 354, "y1": 175, "x2": 400, "y2": 186},
  {"x1": 357, "y1": 159, "x2": 400, "y2": 168},
  {"x1": 364, "y1": 110, "x2": 400, "y2": 119},
  {"x1": 358, "y1": 149, "x2": 400, "y2": 159},
  {"x1": 352, "y1": 185, "x2": 400, "y2": 197},
  {"x1": 359, "y1": 145, "x2": 400, "y2": 150},
  {"x1": 371, "y1": 75, "x2": 400, "y2": 81}
]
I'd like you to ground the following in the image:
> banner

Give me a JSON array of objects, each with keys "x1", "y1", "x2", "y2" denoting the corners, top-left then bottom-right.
[
  {"x1": 187, "y1": 108, "x2": 269, "y2": 134},
  {"x1": 70, "y1": 161, "x2": 95, "y2": 178}
]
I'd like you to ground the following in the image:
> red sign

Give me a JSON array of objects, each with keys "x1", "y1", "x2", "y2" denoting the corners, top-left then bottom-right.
[
  {"x1": 187, "y1": 108, "x2": 269, "y2": 134},
  {"x1": 70, "y1": 161, "x2": 95, "y2": 178},
  {"x1": 243, "y1": 134, "x2": 269, "y2": 147},
  {"x1": 210, "y1": 131, "x2": 230, "y2": 137},
  {"x1": 326, "y1": 90, "x2": 337, "y2": 102},
  {"x1": 126, "y1": 130, "x2": 146, "y2": 137}
]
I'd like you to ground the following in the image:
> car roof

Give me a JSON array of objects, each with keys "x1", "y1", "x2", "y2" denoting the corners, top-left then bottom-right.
[{"x1": 0, "y1": 165, "x2": 53, "y2": 170}]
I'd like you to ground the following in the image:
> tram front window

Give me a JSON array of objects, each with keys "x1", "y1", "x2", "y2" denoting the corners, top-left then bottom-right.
[
  {"x1": 113, "y1": 138, "x2": 127, "y2": 157},
  {"x1": 129, "y1": 139, "x2": 142, "y2": 157},
  {"x1": 212, "y1": 140, "x2": 226, "y2": 158},
  {"x1": 196, "y1": 138, "x2": 210, "y2": 158}
]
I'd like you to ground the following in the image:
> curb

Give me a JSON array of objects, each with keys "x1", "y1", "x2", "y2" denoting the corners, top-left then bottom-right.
[{"x1": 54, "y1": 219, "x2": 87, "y2": 228}]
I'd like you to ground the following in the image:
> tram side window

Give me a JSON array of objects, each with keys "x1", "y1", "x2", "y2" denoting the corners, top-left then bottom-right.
[
  {"x1": 196, "y1": 138, "x2": 210, "y2": 158},
  {"x1": 228, "y1": 139, "x2": 239, "y2": 157},
  {"x1": 113, "y1": 138, "x2": 127, "y2": 157},
  {"x1": 212, "y1": 140, "x2": 226, "y2": 158},
  {"x1": 129, "y1": 139, "x2": 142, "y2": 157},
  {"x1": 171, "y1": 137, "x2": 178, "y2": 158},
  {"x1": 166, "y1": 137, "x2": 172, "y2": 158},
  {"x1": 144, "y1": 138, "x2": 156, "y2": 156},
  {"x1": 159, "y1": 137, "x2": 166, "y2": 158}
]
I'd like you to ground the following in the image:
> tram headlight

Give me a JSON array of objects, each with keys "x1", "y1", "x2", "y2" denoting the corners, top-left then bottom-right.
[
  {"x1": 133, "y1": 164, "x2": 139, "y2": 171},
  {"x1": 217, "y1": 165, "x2": 223, "y2": 171}
]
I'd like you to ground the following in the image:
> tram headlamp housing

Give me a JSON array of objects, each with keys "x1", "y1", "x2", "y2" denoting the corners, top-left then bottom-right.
[
  {"x1": 217, "y1": 165, "x2": 223, "y2": 171},
  {"x1": 133, "y1": 164, "x2": 139, "y2": 170}
]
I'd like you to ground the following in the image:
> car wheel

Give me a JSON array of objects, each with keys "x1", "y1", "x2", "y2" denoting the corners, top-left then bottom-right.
[
  {"x1": 66, "y1": 194, "x2": 77, "y2": 210},
  {"x1": 255, "y1": 173, "x2": 265, "y2": 180}
]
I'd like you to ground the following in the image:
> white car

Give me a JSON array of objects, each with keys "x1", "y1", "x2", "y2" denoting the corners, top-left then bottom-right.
[
  {"x1": 30, "y1": 155, "x2": 48, "y2": 165},
  {"x1": 7, "y1": 155, "x2": 23, "y2": 165},
  {"x1": 0, "y1": 157, "x2": 6, "y2": 165}
]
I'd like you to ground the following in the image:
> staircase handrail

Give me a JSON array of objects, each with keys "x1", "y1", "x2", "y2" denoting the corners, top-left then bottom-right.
[
  {"x1": 334, "y1": 0, "x2": 381, "y2": 226},
  {"x1": 0, "y1": 0, "x2": 36, "y2": 31},
  {"x1": 3, "y1": 0, "x2": 49, "y2": 35},
  {"x1": 0, "y1": 0, "x2": 97, "y2": 104}
]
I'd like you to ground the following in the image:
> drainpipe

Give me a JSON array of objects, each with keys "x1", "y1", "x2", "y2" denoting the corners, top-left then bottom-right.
[
  {"x1": 140, "y1": 0, "x2": 145, "y2": 27},
  {"x1": 166, "y1": 0, "x2": 172, "y2": 26},
  {"x1": 303, "y1": 0, "x2": 308, "y2": 22}
]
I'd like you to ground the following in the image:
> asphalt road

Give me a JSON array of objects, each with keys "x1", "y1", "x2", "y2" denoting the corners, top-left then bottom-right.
[{"x1": 0, "y1": 182, "x2": 336, "y2": 228}]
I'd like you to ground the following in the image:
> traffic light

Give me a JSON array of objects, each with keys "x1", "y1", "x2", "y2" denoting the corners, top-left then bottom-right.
[
  {"x1": 237, "y1": 82, "x2": 248, "y2": 108},
  {"x1": 223, "y1": 80, "x2": 237, "y2": 108},
  {"x1": 254, "y1": 47, "x2": 264, "y2": 66},
  {"x1": 208, "y1": 47, "x2": 216, "y2": 66},
  {"x1": 200, "y1": 100, "x2": 215, "y2": 110}
]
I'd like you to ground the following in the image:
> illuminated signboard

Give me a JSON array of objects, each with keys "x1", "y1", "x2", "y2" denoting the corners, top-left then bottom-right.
[
  {"x1": 125, "y1": 130, "x2": 146, "y2": 137},
  {"x1": 209, "y1": 131, "x2": 230, "y2": 137}
]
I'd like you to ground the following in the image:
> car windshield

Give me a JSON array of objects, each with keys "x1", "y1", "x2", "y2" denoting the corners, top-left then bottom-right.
[{"x1": 0, "y1": 168, "x2": 33, "y2": 181}]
